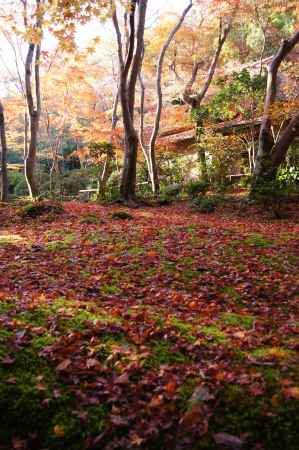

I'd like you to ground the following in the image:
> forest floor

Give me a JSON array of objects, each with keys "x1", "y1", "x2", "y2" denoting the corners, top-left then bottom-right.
[{"x1": 0, "y1": 200, "x2": 298, "y2": 450}]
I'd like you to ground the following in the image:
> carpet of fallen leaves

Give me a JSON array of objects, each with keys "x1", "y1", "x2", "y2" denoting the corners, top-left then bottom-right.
[{"x1": 0, "y1": 201, "x2": 298, "y2": 450}]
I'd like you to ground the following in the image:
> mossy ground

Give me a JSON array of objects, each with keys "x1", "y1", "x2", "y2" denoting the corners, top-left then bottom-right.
[{"x1": 0, "y1": 201, "x2": 298, "y2": 449}]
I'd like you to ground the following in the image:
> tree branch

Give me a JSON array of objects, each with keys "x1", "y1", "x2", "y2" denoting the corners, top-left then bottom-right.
[
  {"x1": 149, "y1": 0, "x2": 193, "y2": 152},
  {"x1": 183, "y1": 17, "x2": 232, "y2": 108}
]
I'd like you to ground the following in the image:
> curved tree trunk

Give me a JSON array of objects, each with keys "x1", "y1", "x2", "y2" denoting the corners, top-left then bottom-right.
[
  {"x1": 137, "y1": 1, "x2": 193, "y2": 196},
  {"x1": 183, "y1": 18, "x2": 232, "y2": 181},
  {"x1": 112, "y1": 0, "x2": 147, "y2": 203},
  {"x1": 0, "y1": 101, "x2": 8, "y2": 202},
  {"x1": 253, "y1": 30, "x2": 299, "y2": 184}
]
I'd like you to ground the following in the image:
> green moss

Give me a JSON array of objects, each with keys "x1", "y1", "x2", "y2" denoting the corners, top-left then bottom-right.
[
  {"x1": 184, "y1": 225, "x2": 197, "y2": 233},
  {"x1": 85, "y1": 404, "x2": 109, "y2": 435},
  {"x1": 261, "y1": 367, "x2": 281, "y2": 387},
  {"x1": 144, "y1": 266, "x2": 158, "y2": 277},
  {"x1": 0, "y1": 300, "x2": 14, "y2": 314},
  {"x1": 231, "y1": 239, "x2": 242, "y2": 246},
  {"x1": 79, "y1": 214, "x2": 98, "y2": 224},
  {"x1": 100, "y1": 283, "x2": 121, "y2": 295},
  {"x1": 177, "y1": 377, "x2": 199, "y2": 407},
  {"x1": 180, "y1": 257, "x2": 195, "y2": 265},
  {"x1": 30, "y1": 334, "x2": 57, "y2": 351},
  {"x1": 287, "y1": 254, "x2": 298, "y2": 265},
  {"x1": 17, "y1": 201, "x2": 64, "y2": 219},
  {"x1": 0, "y1": 344, "x2": 8, "y2": 359},
  {"x1": 0, "y1": 328, "x2": 13, "y2": 341},
  {"x1": 15, "y1": 308, "x2": 50, "y2": 327},
  {"x1": 221, "y1": 286, "x2": 241, "y2": 300},
  {"x1": 251, "y1": 347, "x2": 296, "y2": 361},
  {"x1": 49, "y1": 412, "x2": 82, "y2": 444},
  {"x1": 222, "y1": 312, "x2": 255, "y2": 329},
  {"x1": 0, "y1": 234, "x2": 24, "y2": 246},
  {"x1": 235, "y1": 262, "x2": 246, "y2": 272},
  {"x1": 181, "y1": 268, "x2": 203, "y2": 280},
  {"x1": 127, "y1": 246, "x2": 144, "y2": 255},
  {"x1": 208, "y1": 384, "x2": 299, "y2": 450},
  {"x1": 163, "y1": 261, "x2": 177, "y2": 272},
  {"x1": 57, "y1": 310, "x2": 101, "y2": 331},
  {"x1": 144, "y1": 341, "x2": 189, "y2": 368},
  {"x1": 46, "y1": 233, "x2": 76, "y2": 252},
  {"x1": 200, "y1": 325, "x2": 227, "y2": 343},
  {"x1": 245, "y1": 233, "x2": 273, "y2": 248},
  {"x1": 111, "y1": 211, "x2": 133, "y2": 220},
  {"x1": 170, "y1": 317, "x2": 194, "y2": 337}
]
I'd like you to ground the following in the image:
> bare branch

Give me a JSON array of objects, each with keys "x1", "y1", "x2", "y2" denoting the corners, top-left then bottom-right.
[
  {"x1": 183, "y1": 16, "x2": 232, "y2": 108},
  {"x1": 149, "y1": 0, "x2": 193, "y2": 152}
]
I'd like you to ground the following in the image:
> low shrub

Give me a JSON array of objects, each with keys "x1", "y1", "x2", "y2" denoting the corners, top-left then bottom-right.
[
  {"x1": 111, "y1": 211, "x2": 133, "y2": 220},
  {"x1": 185, "y1": 180, "x2": 209, "y2": 198},
  {"x1": 8, "y1": 172, "x2": 28, "y2": 196},
  {"x1": 161, "y1": 183, "x2": 182, "y2": 198},
  {"x1": 193, "y1": 195, "x2": 223, "y2": 213},
  {"x1": 17, "y1": 201, "x2": 64, "y2": 219},
  {"x1": 277, "y1": 166, "x2": 299, "y2": 187},
  {"x1": 251, "y1": 180, "x2": 290, "y2": 218}
]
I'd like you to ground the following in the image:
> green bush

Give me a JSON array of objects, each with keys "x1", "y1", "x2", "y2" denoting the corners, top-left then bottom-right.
[
  {"x1": 193, "y1": 195, "x2": 223, "y2": 213},
  {"x1": 104, "y1": 171, "x2": 121, "y2": 201},
  {"x1": 60, "y1": 170, "x2": 91, "y2": 196},
  {"x1": 111, "y1": 211, "x2": 133, "y2": 220},
  {"x1": 161, "y1": 183, "x2": 182, "y2": 198},
  {"x1": 8, "y1": 172, "x2": 28, "y2": 196},
  {"x1": 18, "y1": 201, "x2": 64, "y2": 219},
  {"x1": 158, "y1": 183, "x2": 182, "y2": 204},
  {"x1": 277, "y1": 167, "x2": 299, "y2": 187},
  {"x1": 185, "y1": 180, "x2": 209, "y2": 198},
  {"x1": 251, "y1": 180, "x2": 290, "y2": 218}
]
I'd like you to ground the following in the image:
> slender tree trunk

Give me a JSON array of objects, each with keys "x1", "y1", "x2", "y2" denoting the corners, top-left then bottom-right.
[
  {"x1": 0, "y1": 102, "x2": 8, "y2": 202},
  {"x1": 25, "y1": 108, "x2": 39, "y2": 198},
  {"x1": 24, "y1": 0, "x2": 42, "y2": 199},
  {"x1": 136, "y1": 1, "x2": 192, "y2": 196},
  {"x1": 196, "y1": 121, "x2": 208, "y2": 182},
  {"x1": 97, "y1": 86, "x2": 119, "y2": 199},
  {"x1": 183, "y1": 18, "x2": 232, "y2": 183},
  {"x1": 198, "y1": 147, "x2": 208, "y2": 182}
]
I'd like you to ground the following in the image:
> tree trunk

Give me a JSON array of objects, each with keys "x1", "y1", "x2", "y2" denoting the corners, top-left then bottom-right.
[
  {"x1": 183, "y1": 17, "x2": 232, "y2": 183},
  {"x1": 198, "y1": 147, "x2": 208, "y2": 182},
  {"x1": 112, "y1": 0, "x2": 147, "y2": 203},
  {"x1": 0, "y1": 102, "x2": 8, "y2": 202},
  {"x1": 25, "y1": 110, "x2": 39, "y2": 198},
  {"x1": 24, "y1": 1, "x2": 42, "y2": 199},
  {"x1": 253, "y1": 30, "x2": 299, "y2": 184},
  {"x1": 120, "y1": 133, "x2": 139, "y2": 200}
]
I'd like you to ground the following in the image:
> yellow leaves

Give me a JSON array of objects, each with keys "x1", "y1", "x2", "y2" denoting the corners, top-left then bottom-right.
[
  {"x1": 25, "y1": 26, "x2": 43, "y2": 44},
  {"x1": 53, "y1": 425, "x2": 65, "y2": 437}
]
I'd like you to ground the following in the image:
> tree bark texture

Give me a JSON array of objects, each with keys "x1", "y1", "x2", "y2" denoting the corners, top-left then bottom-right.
[
  {"x1": 253, "y1": 30, "x2": 299, "y2": 182},
  {"x1": 24, "y1": 0, "x2": 42, "y2": 199},
  {"x1": 0, "y1": 101, "x2": 8, "y2": 202},
  {"x1": 112, "y1": 0, "x2": 147, "y2": 202}
]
